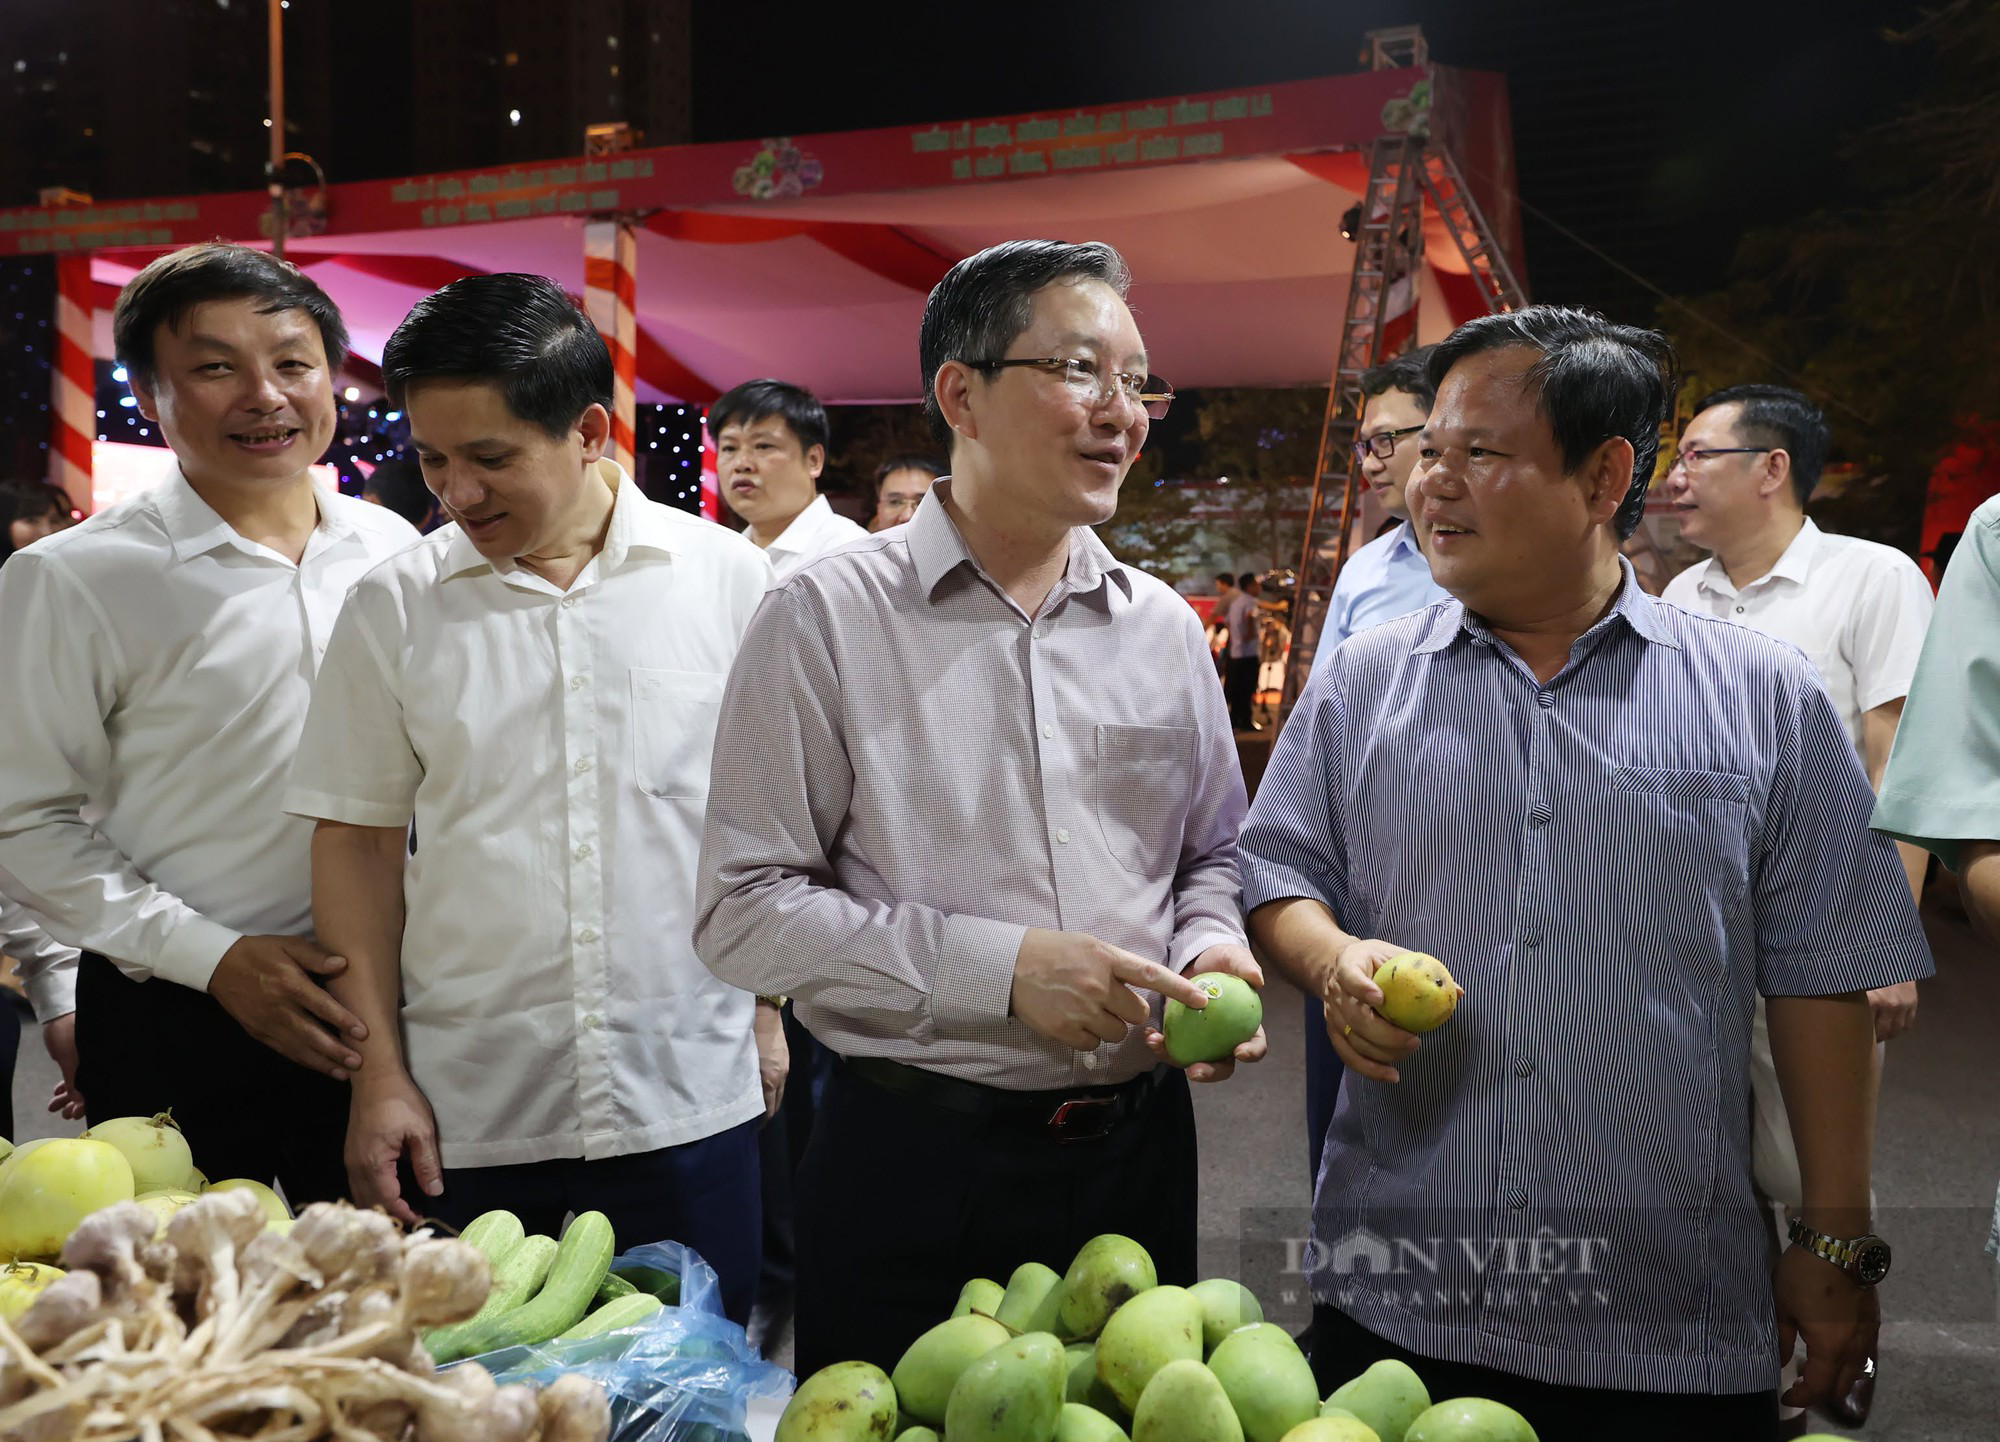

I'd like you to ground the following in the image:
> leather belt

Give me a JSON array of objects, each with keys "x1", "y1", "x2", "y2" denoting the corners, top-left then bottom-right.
[{"x1": 841, "y1": 1055, "x2": 1164, "y2": 1143}]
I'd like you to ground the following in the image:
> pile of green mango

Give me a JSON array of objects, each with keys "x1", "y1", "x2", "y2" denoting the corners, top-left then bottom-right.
[{"x1": 774, "y1": 1235, "x2": 1540, "y2": 1442}]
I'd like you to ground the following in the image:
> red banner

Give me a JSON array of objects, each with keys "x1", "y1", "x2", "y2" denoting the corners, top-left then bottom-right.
[{"x1": 0, "y1": 69, "x2": 1448, "y2": 259}]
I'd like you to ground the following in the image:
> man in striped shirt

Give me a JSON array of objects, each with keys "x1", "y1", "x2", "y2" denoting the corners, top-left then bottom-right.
[{"x1": 1241, "y1": 307, "x2": 1932, "y2": 1441}]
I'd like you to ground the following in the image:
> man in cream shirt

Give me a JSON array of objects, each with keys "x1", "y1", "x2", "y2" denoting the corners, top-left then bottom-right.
[
  {"x1": 712, "y1": 378, "x2": 866, "y2": 580},
  {"x1": 288, "y1": 275, "x2": 773, "y2": 1322},
  {"x1": 1661, "y1": 382, "x2": 1934, "y2": 1428},
  {"x1": 0, "y1": 243, "x2": 417, "y2": 1195}
]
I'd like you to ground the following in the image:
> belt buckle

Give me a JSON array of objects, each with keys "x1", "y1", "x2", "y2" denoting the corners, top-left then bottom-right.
[{"x1": 1047, "y1": 1096, "x2": 1119, "y2": 1143}]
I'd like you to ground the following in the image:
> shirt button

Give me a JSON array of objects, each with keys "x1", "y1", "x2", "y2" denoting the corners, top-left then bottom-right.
[
  {"x1": 582, "y1": 1013, "x2": 602, "y2": 1029},
  {"x1": 1042, "y1": 722, "x2": 1054, "y2": 739},
  {"x1": 570, "y1": 676, "x2": 586, "y2": 691},
  {"x1": 1735, "y1": 605, "x2": 1745, "y2": 614},
  {"x1": 1521, "y1": 935, "x2": 1541, "y2": 949},
  {"x1": 562, "y1": 595, "x2": 579, "y2": 609},
  {"x1": 1082, "y1": 1051, "x2": 1101, "y2": 1070},
  {"x1": 1528, "y1": 805, "x2": 1552, "y2": 826},
  {"x1": 1056, "y1": 827, "x2": 1071, "y2": 845},
  {"x1": 1514, "y1": 1056, "x2": 1536, "y2": 1077},
  {"x1": 575, "y1": 843, "x2": 593, "y2": 860},
  {"x1": 578, "y1": 927, "x2": 598, "y2": 944},
  {"x1": 574, "y1": 757, "x2": 592, "y2": 774},
  {"x1": 1506, "y1": 1186, "x2": 1529, "y2": 1211},
  {"x1": 1536, "y1": 691, "x2": 1554, "y2": 709}
]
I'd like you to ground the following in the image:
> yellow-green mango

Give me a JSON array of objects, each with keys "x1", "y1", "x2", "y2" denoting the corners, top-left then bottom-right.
[
  {"x1": 1056, "y1": 1402, "x2": 1129, "y2": 1442},
  {"x1": 945, "y1": 1331, "x2": 1065, "y2": 1442},
  {"x1": 1187, "y1": 1279, "x2": 1263, "y2": 1354},
  {"x1": 892, "y1": 1315, "x2": 1011, "y2": 1425},
  {"x1": 1402, "y1": 1399, "x2": 1536, "y2": 1442},
  {"x1": 994, "y1": 1262, "x2": 1066, "y2": 1335},
  {"x1": 953, "y1": 1278, "x2": 1006, "y2": 1319},
  {"x1": 1131, "y1": 1358, "x2": 1242, "y2": 1442},
  {"x1": 1324, "y1": 1360, "x2": 1430, "y2": 1442},
  {"x1": 1281, "y1": 1422, "x2": 1380, "y2": 1442},
  {"x1": 777, "y1": 1362, "x2": 899, "y2": 1442},
  {"x1": 1059, "y1": 1234, "x2": 1157, "y2": 1340},
  {"x1": 898, "y1": 1430, "x2": 941, "y2": 1442},
  {"x1": 1094, "y1": 1285, "x2": 1202, "y2": 1413},
  {"x1": 1207, "y1": 1324, "x2": 1318, "y2": 1442}
]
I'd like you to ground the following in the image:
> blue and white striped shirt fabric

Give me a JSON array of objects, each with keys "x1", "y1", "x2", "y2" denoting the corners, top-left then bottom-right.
[
  {"x1": 1241, "y1": 563, "x2": 1933, "y2": 1395},
  {"x1": 1307, "y1": 521, "x2": 1448, "y2": 685}
]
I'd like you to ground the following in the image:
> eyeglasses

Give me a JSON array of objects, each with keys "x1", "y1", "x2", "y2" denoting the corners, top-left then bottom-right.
[
  {"x1": 1667, "y1": 446, "x2": 1771, "y2": 473},
  {"x1": 974, "y1": 357, "x2": 1174, "y2": 419},
  {"x1": 1352, "y1": 424, "x2": 1424, "y2": 465}
]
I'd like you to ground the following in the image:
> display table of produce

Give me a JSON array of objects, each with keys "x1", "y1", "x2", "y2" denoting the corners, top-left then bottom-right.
[{"x1": 0, "y1": 1118, "x2": 790, "y2": 1442}]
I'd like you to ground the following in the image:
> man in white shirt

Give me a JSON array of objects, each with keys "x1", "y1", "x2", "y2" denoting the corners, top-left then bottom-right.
[
  {"x1": 1661, "y1": 383, "x2": 1934, "y2": 1428},
  {"x1": 0, "y1": 243, "x2": 418, "y2": 1197},
  {"x1": 289, "y1": 274, "x2": 774, "y2": 1322},
  {"x1": 713, "y1": 379, "x2": 866, "y2": 580},
  {"x1": 1223, "y1": 571, "x2": 1266, "y2": 730}
]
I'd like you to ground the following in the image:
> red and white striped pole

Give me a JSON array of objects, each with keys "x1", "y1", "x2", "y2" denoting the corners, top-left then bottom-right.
[
  {"x1": 582, "y1": 218, "x2": 639, "y2": 475},
  {"x1": 52, "y1": 254, "x2": 96, "y2": 515}
]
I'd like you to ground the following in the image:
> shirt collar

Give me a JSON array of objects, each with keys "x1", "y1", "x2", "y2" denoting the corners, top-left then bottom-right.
[
  {"x1": 1384, "y1": 520, "x2": 1422, "y2": 560},
  {"x1": 156, "y1": 467, "x2": 349, "y2": 565},
  {"x1": 766, "y1": 494, "x2": 840, "y2": 557},
  {"x1": 440, "y1": 459, "x2": 656, "y2": 584},
  {"x1": 908, "y1": 478, "x2": 1133, "y2": 606},
  {"x1": 1414, "y1": 557, "x2": 1678, "y2": 655},
  {"x1": 1695, "y1": 518, "x2": 1821, "y2": 597}
]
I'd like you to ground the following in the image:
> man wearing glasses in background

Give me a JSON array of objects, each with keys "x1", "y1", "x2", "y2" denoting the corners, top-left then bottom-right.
[
  {"x1": 697, "y1": 239, "x2": 1265, "y2": 1377},
  {"x1": 1661, "y1": 384, "x2": 1933, "y2": 1431},
  {"x1": 1296, "y1": 347, "x2": 1446, "y2": 1189}
]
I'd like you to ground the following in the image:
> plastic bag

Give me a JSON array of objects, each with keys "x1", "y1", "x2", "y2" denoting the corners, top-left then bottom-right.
[{"x1": 463, "y1": 1241, "x2": 794, "y2": 1442}]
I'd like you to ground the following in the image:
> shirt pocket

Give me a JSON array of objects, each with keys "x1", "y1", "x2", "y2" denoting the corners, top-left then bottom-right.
[
  {"x1": 630, "y1": 668, "x2": 728, "y2": 800},
  {"x1": 1093, "y1": 723, "x2": 1196, "y2": 876},
  {"x1": 1607, "y1": 765, "x2": 1754, "y2": 921}
]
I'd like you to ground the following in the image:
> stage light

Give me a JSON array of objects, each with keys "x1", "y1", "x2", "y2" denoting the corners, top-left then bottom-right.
[{"x1": 1340, "y1": 203, "x2": 1362, "y2": 241}]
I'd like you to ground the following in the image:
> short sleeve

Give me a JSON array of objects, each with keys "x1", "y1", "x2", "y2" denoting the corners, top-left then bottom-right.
[
  {"x1": 1843, "y1": 547, "x2": 1935, "y2": 714},
  {"x1": 284, "y1": 582, "x2": 423, "y2": 827},
  {"x1": 1872, "y1": 507, "x2": 2000, "y2": 871}
]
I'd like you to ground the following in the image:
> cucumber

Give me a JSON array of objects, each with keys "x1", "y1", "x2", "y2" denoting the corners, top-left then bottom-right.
[
  {"x1": 559, "y1": 1292, "x2": 663, "y2": 1340},
  {"x1": 593, "y1": 1272, "x2": 639, "y2": 1306},
  {"x1": 457, "y1": 1210, "x2": 526, "y2": 1267},
  {"x1": 608, "y1": 1261, "x2": 681, "y2": 1306},
  {"x1": 433, "y1": 1211, "x2": 616, "y2": 1361},
  {"x1": 424, "y1": 1233, "x2": 561, "y2": 1356}
]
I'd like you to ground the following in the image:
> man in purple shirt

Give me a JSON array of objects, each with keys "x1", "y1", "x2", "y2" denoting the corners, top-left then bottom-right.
[{"x1": 697, "y1": 240, "x2": 1265, "y2": 1376}]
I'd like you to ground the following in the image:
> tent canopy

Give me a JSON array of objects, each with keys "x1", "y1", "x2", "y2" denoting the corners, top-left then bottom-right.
[{"x1": 4, "y1": 66, "x2": 1523, "y2": 405}]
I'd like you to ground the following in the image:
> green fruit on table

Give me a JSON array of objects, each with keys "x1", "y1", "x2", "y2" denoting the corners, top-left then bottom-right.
[
  {"x1": 204, "y1": 1177, "x2": 292, "y2": 1224},
  {"x1": 1095, "y1": 1284, "x2": 1204, "y2": 1413},
  {"x1": 953, "y1": 1277, "x2": 1006, "y2": 1319},
  {"x1": 896, "y1": 1430, "x2": 939, "y2": 1442},
  {"x1": 1060, "y1": 1234, "x2": 1158, "y2": 1340},
  {"x1": 1371, "y1": 954, "x2": 1464, "y2": 1034},
  {"x1": 777, "y1": 1362, "x2": 900, "y2": 1442},
  {"x1": 1163, "y1": 974, "x2": 1263, "y2": 1065},
  {"x1": 994, "y1": 1261, "x2": 1067, "y2": 1335},
  {"x1": 1401, "y1": 1398, "x2": 1536, "y2": 1442},
  {"x1": 1281, "y1": 1421, "x2": 1380, "y2": 1442},
  {"x1": 1324, "y1": 1359, "x2": 1430, "y2": 1442},
  {"x1": 891, "y1": 1313, "x2": 1010, "y2": 1425},
  {"x1": 80, "y1": 1113, "x2": 196, "y2": 1196},
  {"x1": 1132, "y1": 1357, "x2": 1242, "y2": 1442},
  {"x1": 1187, "y1": 1278, "x2": 1263, "y2": 1354},
  {"x1": 0, "y1": 1137, "x2": 135, "y2": 1261},
  {"x1": 945, "y1": 1332, "x2": 1066, "y2": 1442},
  {"x1": 1207, "y1": 1323, "x2": 1319, "y2": 1442},
  {"x1": 0, "y1": 1261, "x2": 65, "y2": 1322},
  {"x1": 1057, "y1": 1401, "x2": 1130, "y2": 1442}
]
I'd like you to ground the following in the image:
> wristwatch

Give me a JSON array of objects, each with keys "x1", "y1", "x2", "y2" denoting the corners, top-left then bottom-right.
[{"x1": 1786, "y1": 1217, "x2": 1893, "y2": 1286}]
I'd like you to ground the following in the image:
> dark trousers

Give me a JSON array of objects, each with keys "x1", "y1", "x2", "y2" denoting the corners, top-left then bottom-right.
[
  {"x1": 1303, "y1": 993, "x2": 1344, "y2": 1185},
  {"x1": 74, "y1": 952, "x2": 349, "y2": 1203},
  {"x1": 1308, "y1": 1304, "x2": 1780, "y2": 1442},
  {"x1": 754, "y1": 1002, "x2": 824, "y2": 1314},
  {"x1": 792, "y1": 1059, "x2": 1198, "y2": 1379},
  {"x1": 1225, "y1": 654, "x2": 1261, "y2": 729},
  {"x1": 0, "y1": 998, "x2": 19, "y2": 1142},
  {"x1": 420, "y1": 1118, "x2": 763, "y2": 1326}
]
